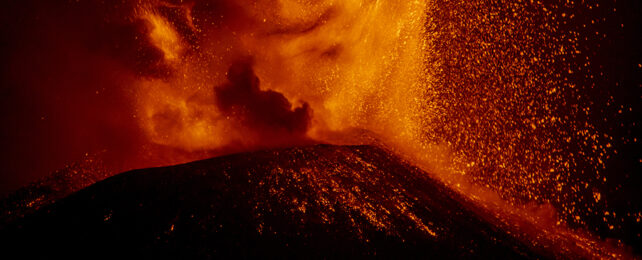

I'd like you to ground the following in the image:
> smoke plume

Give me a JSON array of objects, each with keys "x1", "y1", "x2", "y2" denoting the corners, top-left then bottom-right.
[{"x1": 215, "y1": 59, "x2": 311, "y2": 140}]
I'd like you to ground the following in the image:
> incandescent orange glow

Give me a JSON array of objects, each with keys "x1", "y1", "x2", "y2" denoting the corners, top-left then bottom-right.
[
  {"x1": 133, "y1": 0, "x2": 428, "y2": 155},
  {"x1": 121, "y1": 0, "x2": 637, "y2": 256},
  {"x1": 3, "y1": 0, "x2": 630, "y2": 256},
  {"x1": 145, "y1": 11, "x2": 183, "y2": 62},
  {"x1": 131, "y1": 0, "x2": 619, "y2": 230}
]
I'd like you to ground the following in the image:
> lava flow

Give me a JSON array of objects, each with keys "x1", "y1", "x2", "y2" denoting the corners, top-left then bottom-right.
[{"x1": 0, "y1": 0, "x2": 640, "y2": 258}]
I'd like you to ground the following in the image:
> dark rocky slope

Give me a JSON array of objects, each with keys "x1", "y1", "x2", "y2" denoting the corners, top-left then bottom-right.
[{"x1": 1, "y1": 145, "x2": 544, "y2": 258}]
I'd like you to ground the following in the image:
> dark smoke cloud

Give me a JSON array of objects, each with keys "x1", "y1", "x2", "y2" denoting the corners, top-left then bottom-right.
[{"x1": 216, "y1": 59, "x2": 312, "y2": 139}]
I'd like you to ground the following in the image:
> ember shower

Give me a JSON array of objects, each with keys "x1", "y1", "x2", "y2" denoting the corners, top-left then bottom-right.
[{"x1": 1, "y1": 0, "x2": 640, "y2": 254}]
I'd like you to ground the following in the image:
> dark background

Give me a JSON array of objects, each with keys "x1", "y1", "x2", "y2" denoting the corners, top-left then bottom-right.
[
  {"x1": 543, "y1": 0, "x2": 641, "y2": 251},
  {"x1": 576, "y1": 0, "x2": 642, "y2": 251}
]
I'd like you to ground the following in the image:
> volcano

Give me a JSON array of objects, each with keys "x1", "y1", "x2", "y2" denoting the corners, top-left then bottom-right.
[{"x1": 0, "y1": 145, "x2": 624, "y2": 258}]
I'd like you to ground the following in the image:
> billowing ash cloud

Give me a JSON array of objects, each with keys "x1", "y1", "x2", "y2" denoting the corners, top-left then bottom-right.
[{"x1": 215, "y1": 59, "x2": 311, "y2": 138}]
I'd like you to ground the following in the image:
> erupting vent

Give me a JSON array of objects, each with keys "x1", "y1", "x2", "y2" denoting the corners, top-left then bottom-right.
[{"x1": 1, "y1": 0, "x2": 640, "y2": 257}]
